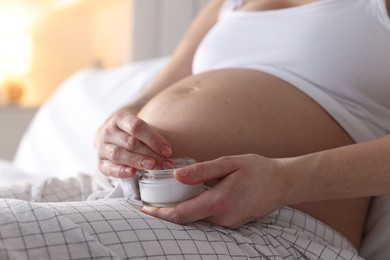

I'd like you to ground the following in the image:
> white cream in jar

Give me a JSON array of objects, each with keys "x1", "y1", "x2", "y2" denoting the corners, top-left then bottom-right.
[{"x1": 139, "y1": 158, "x2": 205, "y2": 207}]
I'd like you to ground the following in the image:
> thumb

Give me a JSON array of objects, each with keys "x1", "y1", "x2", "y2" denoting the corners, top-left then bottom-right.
[{"x1": 174, "y1": 157, "x2": 239, "y2": 185}]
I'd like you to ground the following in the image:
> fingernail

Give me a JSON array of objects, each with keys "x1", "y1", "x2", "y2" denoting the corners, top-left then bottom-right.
[
  {"x1": 125, "y1": 167, "x2": 133, "y2": 174},
  {"x1": 161, "y1": 145, "x2": 172, "y2": 157},
  {"x1": 162, "y1": 160, "x2": 174, "y2": 169},
  {"x1": 142, "y1": 206, "x2": 155, "y2": 214},
  {"x1": 141, "y1": 159, "x2": 155, "y2": 169},
  {"x1": 176, "y1": 168, "x2": 189, "y2": 177}
]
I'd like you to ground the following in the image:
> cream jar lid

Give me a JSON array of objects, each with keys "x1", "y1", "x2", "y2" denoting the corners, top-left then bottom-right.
[{"x1": 140, "y1": 158, "x2": 196, "y2": 181}]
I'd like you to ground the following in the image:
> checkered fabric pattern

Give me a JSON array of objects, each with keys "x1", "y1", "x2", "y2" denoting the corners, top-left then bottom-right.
[{"x1": 0, "y1": 174, "x2": 364, "y2": 259}]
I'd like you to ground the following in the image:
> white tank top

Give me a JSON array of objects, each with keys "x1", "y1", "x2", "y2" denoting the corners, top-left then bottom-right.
[{"x1": 193, "y1": 0, "x2": 390, "y2": 142}]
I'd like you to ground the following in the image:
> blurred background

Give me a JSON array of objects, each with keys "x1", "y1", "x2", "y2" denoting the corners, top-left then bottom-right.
[
  {"x1": 0, "y1": 0, "x2": 133, "y2": 107},
  {"x1": 0, "y1": 0, "x2": 207, "y2": 160}
]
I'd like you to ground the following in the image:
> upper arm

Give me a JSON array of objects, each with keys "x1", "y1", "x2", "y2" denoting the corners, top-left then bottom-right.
[
  {"x1": 387, "y1": 0, "x2": 390, "y2": 17},
  {"x1": 171, "y1": 0, "x2": 225, "y2": 73},
  {"x1": 142, "y1": 0, "x2": 225, "y2": 99}
]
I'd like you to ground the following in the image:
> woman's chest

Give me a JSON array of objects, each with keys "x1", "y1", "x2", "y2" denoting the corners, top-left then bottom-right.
[
  {"x1": 238, "y1": 0, "x2": 317, "y2": 11},
  {"x1": 194, "y1": 0, "x2": 390, "y2": 106}
]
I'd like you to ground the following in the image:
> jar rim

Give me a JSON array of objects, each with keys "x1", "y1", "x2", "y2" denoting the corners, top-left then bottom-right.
[{"x1": 141, "y1": 158, "x2": 196, "y2": 179}]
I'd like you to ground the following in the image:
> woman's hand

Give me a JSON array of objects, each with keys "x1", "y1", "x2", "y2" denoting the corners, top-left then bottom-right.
[
  {"x1": 94, "y1": 110, "x2": 174, "y2": 178},
  {"x1": 142, "y1": 154, "x2": 292, "y2": 228}
]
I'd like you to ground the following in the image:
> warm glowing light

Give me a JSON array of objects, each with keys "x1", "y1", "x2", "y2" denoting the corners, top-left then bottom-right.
[
  {"x1": 0, "y1": 32, "x2": 33, "y2": 81},
  {"x1": 53, "y1": 0, "x2": 82, "y2": 9},
  {"x1": 0, "y1": 2, "x2": 34, "y2": 83},
  {"x1": 0, "y1": 3, "x2": 35, "y2": 33}
]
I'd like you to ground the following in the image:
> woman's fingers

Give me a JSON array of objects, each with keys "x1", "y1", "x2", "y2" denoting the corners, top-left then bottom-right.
[
  {"x1": 143, "y1": 157, "x2": 243, "y2": 225},
  {"x1": 174, "y1": 157, "x2": 240, "y2": 185},
  {"x1": 95, "y1": 111, "x2": 174, "y2": 177},
  {"x1": 142, "y1": 178, "x2": 244, "y2": 228},
  {"x1": 116, "y1": 113, "x2": 173, "y2": 157},
  {"x1": 99, "y1": 134, "x2": 172, "y2": 169},
  {"x1": 141, "y1": 155, "x2": 287, "y2": 228},
  {"x1": 99, "y1": 143, "x2": 151, "y2": 168},
  {"x1": 98, "y1": 159, "x2": 137, "y2": 178}
]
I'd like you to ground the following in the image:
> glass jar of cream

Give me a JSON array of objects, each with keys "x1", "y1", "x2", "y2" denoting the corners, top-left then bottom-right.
[{"x1": 139, "y1": 158, "x2": 205, "y2": 207}]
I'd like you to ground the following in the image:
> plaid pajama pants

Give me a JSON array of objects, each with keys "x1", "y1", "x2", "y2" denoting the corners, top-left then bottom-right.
[{"x1": 0, "y1": 173, "x2": 363, "y2": 259}]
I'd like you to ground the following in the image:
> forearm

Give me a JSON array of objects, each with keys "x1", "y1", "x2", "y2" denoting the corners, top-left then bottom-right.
[{"x1": 282, "y1": 135, "x2": 390, "y2": 205}]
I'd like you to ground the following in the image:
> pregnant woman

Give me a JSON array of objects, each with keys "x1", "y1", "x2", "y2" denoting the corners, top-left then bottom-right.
[{"x1": 95, "y1": 0, "x2": 390, "y2": 257}]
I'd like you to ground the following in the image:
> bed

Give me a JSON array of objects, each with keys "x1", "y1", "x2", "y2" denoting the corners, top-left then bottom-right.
[
  {"x1": 0, "y1": 56, "x2": 388, "y2": 259},
  {"x1": 1, "y1": 1, "x2": 390, "y2": 258}
]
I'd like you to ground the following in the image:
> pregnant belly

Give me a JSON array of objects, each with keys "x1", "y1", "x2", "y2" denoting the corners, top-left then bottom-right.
[
  {"x1": 138, "y1": 68, "x2": 369, "y2": 247},
  {"x1": 139, "y1": 68, "x2": 354, "y2": 159}
]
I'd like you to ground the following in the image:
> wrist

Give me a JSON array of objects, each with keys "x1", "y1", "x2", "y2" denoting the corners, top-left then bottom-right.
[{"x1": 276, "y1": 155, "x2": 315, "y2": 206}]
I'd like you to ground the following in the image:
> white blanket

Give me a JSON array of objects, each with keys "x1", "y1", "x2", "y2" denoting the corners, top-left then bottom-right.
[{"x1": 0, "y1": 174, "x2": 362, "y2": 260}]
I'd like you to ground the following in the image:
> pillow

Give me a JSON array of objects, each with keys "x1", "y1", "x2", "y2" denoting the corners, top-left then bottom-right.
[{"x1": 12, "y1": 57, "x2": 168, "y2": 179}]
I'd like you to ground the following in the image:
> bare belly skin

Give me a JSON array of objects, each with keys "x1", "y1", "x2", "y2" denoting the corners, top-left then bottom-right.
[{"x1": 138, "y1": 68, "x2": 370, "y2": 248}]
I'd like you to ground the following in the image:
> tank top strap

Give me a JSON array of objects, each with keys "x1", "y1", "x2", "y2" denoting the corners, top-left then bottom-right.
[
  {"x1": 219, "y1": 0, "x2": 245, "y2": 15},
  {"x1": 374, "y1": 0, "x2": 390, "y2": 30}
]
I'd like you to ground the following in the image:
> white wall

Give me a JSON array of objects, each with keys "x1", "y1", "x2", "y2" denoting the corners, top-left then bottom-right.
[
  {"x1": 0, "y1": 107, "x2": 36, "y2": 161},
  {"x1": 133, "y1": 0, "x2": 208, "y2": 61}
]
